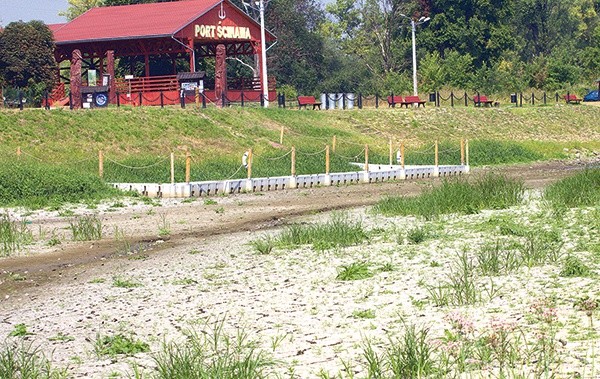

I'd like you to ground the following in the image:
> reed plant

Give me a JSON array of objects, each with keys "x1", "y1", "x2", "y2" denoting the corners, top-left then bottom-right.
[
  {"x1": 0, "y1": 213, "x2": 33, "y2": 257},
  {"x1": 373, "y1": 173, "x2": 524, "y2": 219},
  {"x1": 544, "y1": 169, "x2": 600, "y2": 210},
  {"x1": 69, "y1": 214, "x2": 102, "y2": 241},
  {"x1": 0, "y1": 341, "x2": 67, "y2": 379}
]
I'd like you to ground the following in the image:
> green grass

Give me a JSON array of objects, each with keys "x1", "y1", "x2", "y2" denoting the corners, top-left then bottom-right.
[
  {"x1": 544, "y1": 169, "x2": 600, "y2": 210},
  {"x1": 560, "y1": 255, "x2": 592, "y2": 277},
  {"x1": 0, "y1": 106, "x2": 597, "y2": 206},
  {"x1": 152, "y1": 318, "x2": 274, "y2": 379},
  {"x1": 93, "y1": 333, "x2": 149, "y2": 357},
  {"x1": 373, "y1": 173, "x2": 525, "y2": 219},
  {"x1": 0, "y1": 213, "x2": 33, "y2": 257},
  {"x1": 0, "y1": 160, "x2": 118, "y2": 208},
  {"x1": 275, "y1": 213, "x2": 368, "y2": 251},
  {"x1": 336, "y1": 261, "x2": 373, "y2": 281},
  {"x1": 0, "y1": 341, "x2": 67, "y2": 378},
  {"x1": 69, "y1": 214, "x2": 102, "y2": 241}
]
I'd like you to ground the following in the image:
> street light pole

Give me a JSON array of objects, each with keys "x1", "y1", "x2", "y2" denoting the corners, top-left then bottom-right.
[
  {"x1": 400, "y1": 14, "x2": 430, "y2": 96},
  {"x1": 410, "y1": 19, "x2": 417, "y2": 96},
  {"x1": 259, "y1": 0, "x2": 269, "y2": 108}
]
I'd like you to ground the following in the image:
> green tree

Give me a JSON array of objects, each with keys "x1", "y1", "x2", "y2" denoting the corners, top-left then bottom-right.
[{"x1": 0, "y1": 21, "x2": 57, "y2": 95}]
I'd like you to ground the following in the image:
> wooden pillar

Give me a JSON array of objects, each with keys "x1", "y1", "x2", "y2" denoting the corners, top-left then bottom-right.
[
  {"x1": 188, "y1": 39, "x2": 195, "y2": 73},
  {"x1": 98, "y1": 150, "x2": 104, "y2": 178},
  {"x1": 185, "y1": 151, "x2": 191, "y2": 183},
  {"x1": 325, "y1": 145, "x2": 330, "y2": 175},
  {"x1": 389, "y1": 138, "x2": 393, "y2": 165},
  {"x1": 460, "y1": 139, "x2": 465, "y2": 165},
  {"x1": 215, "y1": 44, "x2": 227, "y2": 108},
  {"x1": 106, "y1": 50, "x2": 116, "y2": 104},
  {"x1": 291, "y1": 146, "x2": 296, "y2": 177},
  {"x1": 70, "y1": 49, "x2": 82, "y2": 109},
  {"x1": 144, "y1": 54, "x2": 150, "y2": 78}
]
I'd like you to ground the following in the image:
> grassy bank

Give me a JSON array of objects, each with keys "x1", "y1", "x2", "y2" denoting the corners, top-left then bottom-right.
[{"x1": 0, "y1": 105, "x2": 598, "y2": 206}]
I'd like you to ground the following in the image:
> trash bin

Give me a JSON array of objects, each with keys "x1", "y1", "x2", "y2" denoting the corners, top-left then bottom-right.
[
  {"x1": 337, "y1": 93, "x2": 344, "y2": 109},
  {"x1": 320, "y1": 93, "x2": 327, "y2": 108},
  {"x1": 346, "y1": 93, "x2": 355, "y2": 109},
  {"x1": 510, "y1": 93, "x2": 517, "y2": 103},
  {"x1": 326, "y1": 94, "x2": 336, "y2": 110},
  {"x1": 429, "y1": 93, "x2": 436, "y2": 102}
]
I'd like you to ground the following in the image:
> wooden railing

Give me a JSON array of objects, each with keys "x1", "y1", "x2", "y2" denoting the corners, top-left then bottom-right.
[
  {"x1": 113, "y1": 75, "x2": 276, "y2": 93},
  {"x1": 115, "y1": 75, "x2": 179, "y2": 94}
]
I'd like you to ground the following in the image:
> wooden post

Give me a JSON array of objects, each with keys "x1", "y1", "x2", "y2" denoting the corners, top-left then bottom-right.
[
  {"x1": 389, "y1": 138, "x2": 393, "y2": 165},
  {"x1": 16, "y1": 147, "x2": 21, "y2": 159},
  {"x1": 170, "y1": 152, "x2": 175, "y2": 185},
  {"x1": 195, "y1": 87, "x2": 200, "y2": 107},
  {"x1": 465, "y1": 139, "x2": 470, "y2": 166},
  {"x1": 291, "y1": 146, "x2": 296, "y2": 176},
  {"x1": 98, "y1": 150, "x2": 104, "y2": 178},
  {"x1": 280, "y1": 125, "x2": 284, "y2": 145},
  {"x1": 364, "y1": 144, "x2": 369, "y2": 172},
  {"x1": 185, "y1": 150, "x2": 191, "y2": 183},
  {"x1": 435, "y1": 140, "x2": 439, "y2": 167},
  {"x1": 400, "y1": 142, "x2": 405, "y2": 169},
  {"x1": 325, "y1": 145, "x2": 330, "y2": 174},
  {"x1": 332, "y1": 135, "x2": 337, "y2": 152},
  {"x1": 247, "y1": 148, "x2": 253, "y2": 179},
  {"x1": 460, "y1": 139, "x2": 465, "y2": 165}
]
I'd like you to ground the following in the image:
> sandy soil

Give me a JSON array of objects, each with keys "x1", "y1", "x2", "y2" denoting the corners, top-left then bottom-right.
[{"x1": 0, "y1": 159, "x2": 598, "y2": 378}]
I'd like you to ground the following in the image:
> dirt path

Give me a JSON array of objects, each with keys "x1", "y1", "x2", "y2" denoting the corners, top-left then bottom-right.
[{"x1": 0, "y1": 160, "x2": 594, "y2": 296}]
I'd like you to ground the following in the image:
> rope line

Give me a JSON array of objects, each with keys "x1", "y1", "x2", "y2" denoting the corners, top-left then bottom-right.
[
  {"x1": 332, "y1": 148, "x2": 365, "y2": 161},
  {"x1": 296, "y1": 147, "x2": 327, "y2": 156},
  {"x1": 225, "y1": 164, "x2": 245, "y2": 180},
  {"x1": 105, "y1": 156, "x2": 169, "y2": 170},
  {"x1": 253, "y1": 149, "x2": 293, "y2": 161}
]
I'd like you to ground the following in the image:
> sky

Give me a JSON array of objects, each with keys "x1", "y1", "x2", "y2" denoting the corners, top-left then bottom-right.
[
  {"x1": 0, "y1": 0, "x2": 332, "y2": 27},
  {"x1": 0, "y1": 0, "x2": 70, "y2": 26}
]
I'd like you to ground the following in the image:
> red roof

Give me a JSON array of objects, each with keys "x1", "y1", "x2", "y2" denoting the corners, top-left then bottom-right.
[
  {"x1": 47, "y1": 23, "x2": 67, "y2": 33},
  {"x1": 53, "y1": 0, "x2": 244, "y2": 44}
]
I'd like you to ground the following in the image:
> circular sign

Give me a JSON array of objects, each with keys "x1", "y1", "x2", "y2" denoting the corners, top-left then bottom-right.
[{"x1": 94, "y1": 93, "x2": 108, "y2": 107}]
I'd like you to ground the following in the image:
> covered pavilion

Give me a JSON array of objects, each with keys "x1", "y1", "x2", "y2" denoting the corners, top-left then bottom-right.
[{"x1": 48, "y1": 0, "x2": 276, "y2": 108}]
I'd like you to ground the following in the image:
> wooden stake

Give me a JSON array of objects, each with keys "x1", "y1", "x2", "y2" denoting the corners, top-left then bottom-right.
[
  {"x1": 247, "y1": 148, "x2": 253, "y2": 179},
  {"x1": 195, "y1": 87, "x2": 200, "y2": 106},
  {"x1": 16, "y1": 147, "x2": 21, "y2": 159},
  {"x1": 332, "y1": 135, "x2": 337, "y2": 152},
  {"x1": 98, "y1": 150, "x2": 104, "y2": 178},
  {"x1": 400, "y1": 142, "x2": 405, "y2": 169},
  {"x1": 435, "y1": 140, "x2": 439, "y2": 167},
  {"x1": 185, "y1": 150, "x2": 191, "y2": 183},
  {"x1": 465, "y1": 139, "x2": 470, "y2": 166},
  {"x1": 389, "y1": 138, "x2": 393, "y2": 165},
  {"x1": 279, "y1": 125, "x2": 284, "y2": 145},
  {"x1": 460, "y1": 139, "x2": 465, "y2": 165},
  {"x1": 170, "y1": 152, "x2": 175, "y2": 185},
  {"x1": 364, "y1": 144, "x2": 369, "y2": 172},
  {"x1": 291, "y1": 146, "x2": 296, "y2": 176},
  {"x1": 325, "y1": 145, "x2": 330, "y2": 175}
]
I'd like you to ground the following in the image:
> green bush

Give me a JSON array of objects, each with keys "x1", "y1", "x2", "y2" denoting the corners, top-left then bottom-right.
[{"x1": 0, "y1": 160, "x2": 118, "y2": 208}]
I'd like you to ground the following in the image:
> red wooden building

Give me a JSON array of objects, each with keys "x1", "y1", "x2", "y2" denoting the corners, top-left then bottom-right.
[{"x1": 48, "y1": 0, "x2": 276, "y2": 108}]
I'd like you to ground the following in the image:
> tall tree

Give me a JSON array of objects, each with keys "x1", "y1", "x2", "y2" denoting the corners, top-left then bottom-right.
[{"x1": 0, "y1": 21, "x2": 57, "y2": 90}]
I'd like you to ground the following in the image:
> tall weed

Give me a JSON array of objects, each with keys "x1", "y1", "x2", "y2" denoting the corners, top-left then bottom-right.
[
  {"x1": 153, "y1": 318, "x2": 274, "y2": 379},
  {"x1": 0, "y1": 213, "x2": 33, "y2": 257},
  {"x1": 374, "y1": 173, "x2": 524, "y2": 219}
]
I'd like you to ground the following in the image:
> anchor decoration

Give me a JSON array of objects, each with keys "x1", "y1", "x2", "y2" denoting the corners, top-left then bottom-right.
[{"x1": 218, "y1": 1, "x2": 226, "y2": 20}]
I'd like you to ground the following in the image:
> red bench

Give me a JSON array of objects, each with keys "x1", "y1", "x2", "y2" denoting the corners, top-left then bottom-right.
[
  {"x1": 564, "y1": 94, "x2": 582, "y2": 104},
  {"x1": 402, "y1": 95, "x2": 426, "y2": 107},
  {"x1": 297, "y1": 96, "x2": 322, "y2": 110},
  {"x1": 387, "y1": 96, "x2": 403, "y2": 107},
  {"x1": 473, "y1": 95, "x2": 494, "y2": 107}
]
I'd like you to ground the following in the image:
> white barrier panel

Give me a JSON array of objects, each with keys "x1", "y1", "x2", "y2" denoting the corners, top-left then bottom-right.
[{"x1": 111, "y1": 165, "x2": 469, "y2": 198}]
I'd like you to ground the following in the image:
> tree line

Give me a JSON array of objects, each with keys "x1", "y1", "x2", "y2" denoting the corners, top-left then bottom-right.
[{"x1": 2, "y1": 0, "x2": 599, "y2": 103}]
